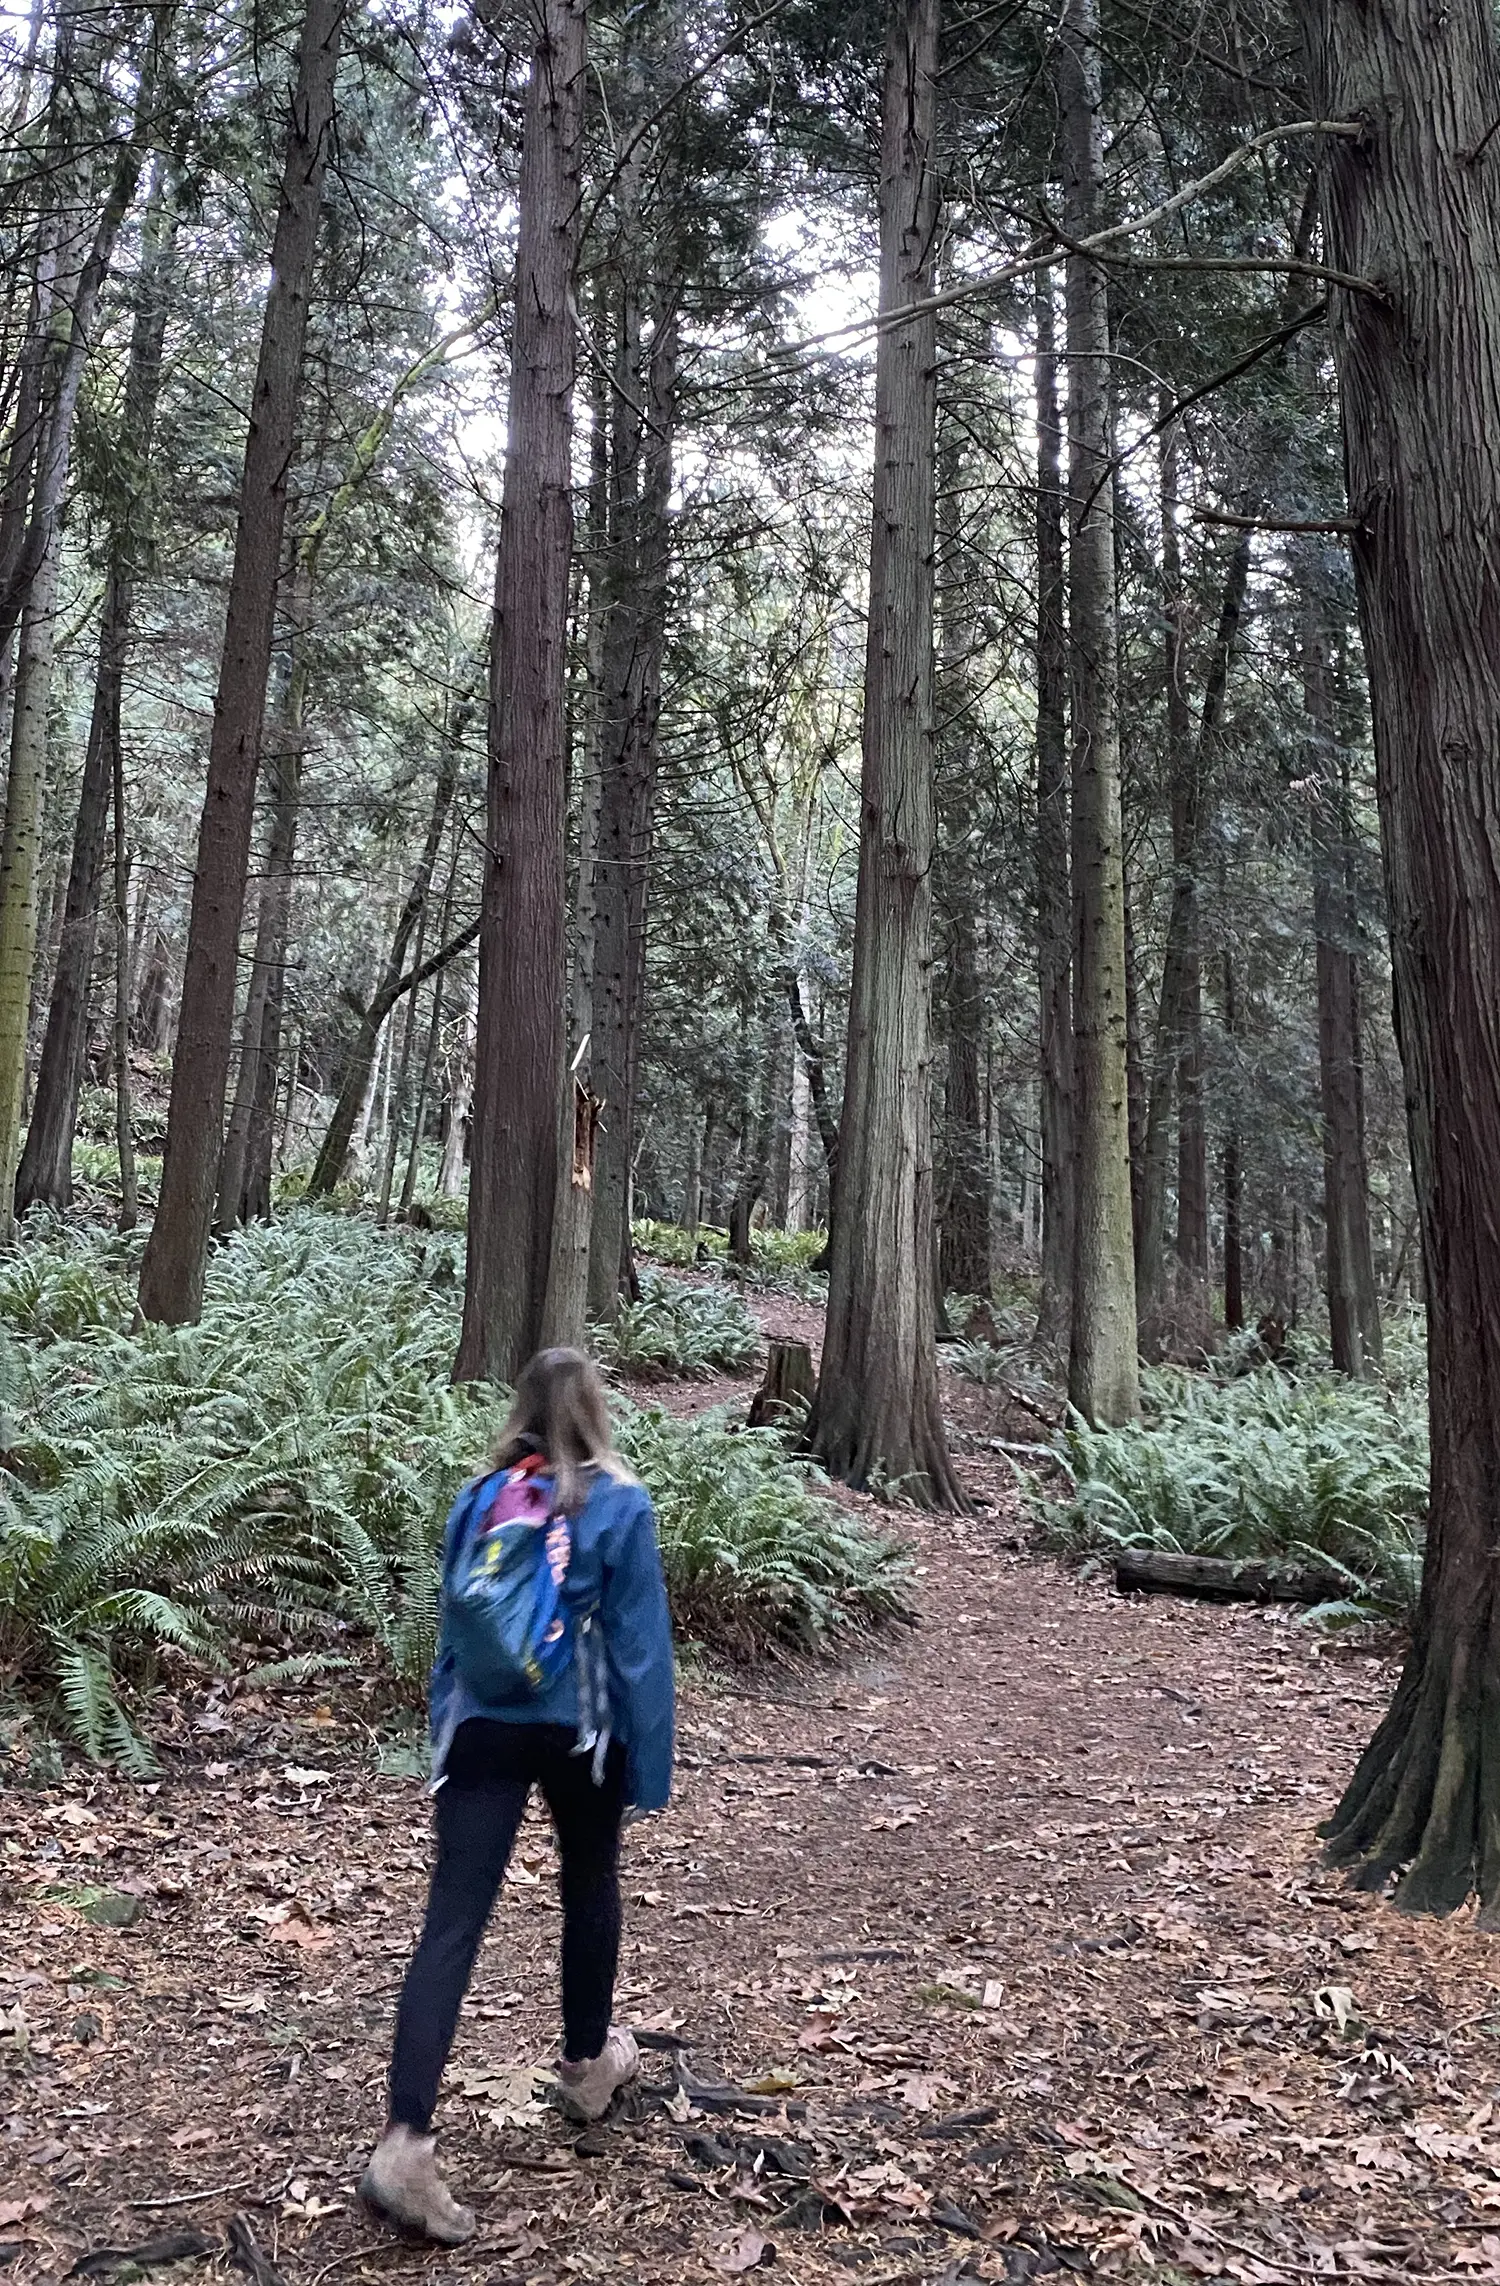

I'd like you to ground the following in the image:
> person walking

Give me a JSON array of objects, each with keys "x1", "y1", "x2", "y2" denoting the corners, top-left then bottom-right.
[{"x1": 361, "y1": 1347, "x2": 675, "y2": 2245}]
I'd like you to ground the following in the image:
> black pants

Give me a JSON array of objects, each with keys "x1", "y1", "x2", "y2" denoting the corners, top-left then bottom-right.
[{"x1": 388, "y1": 1718, "x2": 626, "y2": 2133}]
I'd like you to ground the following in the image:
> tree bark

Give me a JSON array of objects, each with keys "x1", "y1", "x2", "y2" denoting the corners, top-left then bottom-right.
[
  {"x1": 215, "y1": 663, "x2": 303, "y2": 1231},
  {"x1": 938, "y1": 897, "x2": 990, "y2": 1295},
  {"x1": 587, "y1": 289, "x2": 678, "y2": 1319},
  {"x1": 1222, "y1": 948, "x2": 1244, "y2": 1329},
  {"x1": 307, "y1": 706, "x2": 467, "y2": 1199},
  {"x1": 1116, "y1": 1549, "x2": 1354, "y2": 1606},
  {"x1": 111, "y1": 713, "x2": 138, "y2": 1232},
  {"x1": 455, "y1": 0, "x2": 588, "y2": 1384},
  {"x1": 807, "y1": 0, "x2": 963, "y2": 1509},
  {"x1": 16, "y1": 181, "x2": 175, "y2": 1217},
  {"x1": 1138, "y1": 516, "x2": 1251, "y2": 1353},
  {"x1": 1305, "y1": 568, "x2": 1383, "y2": 1378},
  {"x1": 0, "y1": 28, "x2": 164, "y2": 1240},
  {"x1": 1034, "y1": 268, "x2": 1074, "y2": 1351},
  {"x1": 1061, "y1": 0, "x2": 1139, "y2": 1426},
  {"x1": 137, "y1": 0, "x2": 341, "y2": 1322},
  {"x1": 1297, "y1": 0, "x2": 1500, "y2": 1912}
]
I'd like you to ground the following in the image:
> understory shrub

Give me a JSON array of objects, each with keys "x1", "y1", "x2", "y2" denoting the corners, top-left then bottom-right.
[
  {"x1": 616, "y1": 1405, "x2": 914, "y2": 1656},
  {"x1": 1036, "y1": 1364, "x2": 1427, "y2": 1621},
  {"x1": 0, "y1": 1215, "x2": 898, "y2": 1769},
  {"x1": 593, "y1": 1270, "x2": 761, "y2": 1378},
  {"x1": 632, "y1": 1219, "x2": 827, "y2": 1294}
]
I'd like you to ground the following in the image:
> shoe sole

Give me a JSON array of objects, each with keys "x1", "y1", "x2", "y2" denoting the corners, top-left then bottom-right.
[
  {"x1": 551, "y1": 2069, "x2": 640, "y2": 2125},
  {"x1": 358, "y1": 2178, "x2": 476, "y2": 2248}
]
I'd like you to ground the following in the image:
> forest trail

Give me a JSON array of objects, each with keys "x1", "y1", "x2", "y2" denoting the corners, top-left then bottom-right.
[{"x1": 3, "y1": 1335, "x2": 1498, "y2": 2286}]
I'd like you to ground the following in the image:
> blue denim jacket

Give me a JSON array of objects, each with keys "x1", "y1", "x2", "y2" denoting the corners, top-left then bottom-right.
[{"x1": 429, "y1": 1464, "x2": 675, "y2": 1813}]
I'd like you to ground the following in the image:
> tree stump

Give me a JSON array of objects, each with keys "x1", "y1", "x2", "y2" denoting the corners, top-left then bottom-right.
[{"x1": 748, "y1": 1339, "x2": 816, "y2": 1428}]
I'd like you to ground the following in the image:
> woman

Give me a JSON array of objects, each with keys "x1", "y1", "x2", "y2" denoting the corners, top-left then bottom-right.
[{"x1": 362, "y1": 1348, "x2": 675, "y2": 2245}]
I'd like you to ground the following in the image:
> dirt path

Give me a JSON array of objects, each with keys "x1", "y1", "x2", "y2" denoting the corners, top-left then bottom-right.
[{"x1": 5, "y1": 1330, "x2": 1500, "y2": 2285}]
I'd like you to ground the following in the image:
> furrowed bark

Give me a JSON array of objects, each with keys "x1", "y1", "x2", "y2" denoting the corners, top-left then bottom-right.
[
  {"x1": 1034, "y1": 268, "x2": 1073, "y2": 1351},
  {"x1": 1298, "y1": 0, "x2": 1500, "y2": 1914},
  {"x1": 1062, "y1": 0, "x2": 1139, "y2": 1426},
  {"x1": 138, "y1": 0, "x2": 342, "y2": 1323},
  {"x1": 807, "y1": 0, "x2": 964, "y2": 1510},
  {"x1": 456, "y1": 0, "x2": 588, "y2": 1384},
  {"x1": 17, "y1": 179, "x2": 175, "y2": 1217}
]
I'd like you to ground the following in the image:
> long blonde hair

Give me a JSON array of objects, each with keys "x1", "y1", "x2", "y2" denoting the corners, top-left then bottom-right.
[{"x1": 490, "y1": 1347, "x2": 632, "y2": 1515}]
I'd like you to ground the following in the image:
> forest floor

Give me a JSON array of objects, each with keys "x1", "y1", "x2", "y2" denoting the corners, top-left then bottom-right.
[{"x1": 5, "y1": 1289, "x2": 1500, "y2": 2286}]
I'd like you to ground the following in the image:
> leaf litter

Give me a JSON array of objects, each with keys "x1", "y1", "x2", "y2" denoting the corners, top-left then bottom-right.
[{"x1": 4, "y1": 1322, "x2": 1500, "y2": 2284}]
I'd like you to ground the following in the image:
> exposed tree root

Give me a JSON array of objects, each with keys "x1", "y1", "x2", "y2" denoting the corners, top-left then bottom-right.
[{"x1": 1321, "y1": 1629, "x2": 1500, "y2": 1918}]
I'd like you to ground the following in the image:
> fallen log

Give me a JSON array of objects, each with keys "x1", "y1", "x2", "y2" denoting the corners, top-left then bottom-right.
[{"x1": 1114, "y1": 1548, "x2": 1353, "y2": 1605}]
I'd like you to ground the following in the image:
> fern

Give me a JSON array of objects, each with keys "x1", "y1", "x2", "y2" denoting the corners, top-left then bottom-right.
[
  {"x1": 0, "y1": 1211, "x2": 912, "y2": 1766},
  {"x1": 1033, "y1": 1361, "x2": 1427, "y2": 1622}
]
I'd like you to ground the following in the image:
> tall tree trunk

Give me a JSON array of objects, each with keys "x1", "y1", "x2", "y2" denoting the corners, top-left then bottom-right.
[
  {"x1": 939, "y1": 899, "x2": 990, "y2": 1295},
  {"x1": 934, "y1": 407, "x2": 991, "y2": 1301},
  {"x1": 0, "y1": 32, "x2": 164, "y2": 1240},
  {"x1": 455, "y1": 0, "x2": 588, "y2": 1384},
  {"x1": 807, "y1": 0, "x2": 963, "y2": 1508},
  {"x1": 1299, "y1": 0, "x2": 1500, "y2": 1913},
  {"x1": 1138, "y1": 517, "x2": 1252, "y2": 1351},
  {"x1": 438, "y1": 974, "x2": 474, "y2": 1198},
  {"x1": 137, "y1": 0, "x2": 342, "y2": 1323},
  {"x1": 1221, "y1": 948, "x2": 1244, "y2": 1331},
  {"x1": 1175, "y1": 942, "x2": 1210, "y2": 1343},
  {"x1": 1061, "y1": 0, "x2": 1139, "y2": 1426},
  {"x1": 587, "y1": 294, "x2": 678, "y2": 1320},
  {"x1": 216, "y1": 657, "x2": 303, "y2": 1232},
  {"x1": 307, "y1": 723, "x2": 468, "y2": 1199},
  {"x1": 1134, "y1": 417, "x2": 1195, "y2": 1337},
  {"x1": 1034, "y1": 269, "x2": 1074, "y2": 1351},
  {"x1": 400, "y1": 964, "x2": 445, "y2": 1218},
  {"x1": 16, "y1": 183, "x2": 175, "y2": 1216},
  {"x1": 111, "y1": 718, "x2": 137, "y2": 1231},
  {"x1": 1305, "y1": 568, "x2": 1382, "y2": 1380}
]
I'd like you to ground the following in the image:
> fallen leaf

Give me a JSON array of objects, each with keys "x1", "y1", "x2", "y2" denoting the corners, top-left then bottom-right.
[
  {"x1": 710, "y1": 2229, "x2": 772, "y2": 2273},
  {"x1": 0, "y1": 2199, "x2": 48, "y2": 2228},
  {"x1": 265, "y1": 1900, "x2": 330, "y2": 1950},
  {"x1": 280, "y1": 1767, "x2": 332, "y2": 1788},
  {"x1": 1313, "y1": 1984, "x2": 1359, "y2": 2033},
  {"x1": 895, "y1": 2070, "x2": 957, "y2": 2112}
]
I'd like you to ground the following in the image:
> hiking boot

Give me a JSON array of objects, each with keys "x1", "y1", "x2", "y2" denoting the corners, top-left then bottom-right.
[
  {"x1": 359, "y1": 2125, "x2": 476, "y2": 2245},
  {"x1": 554, "y1": 2027, "x2": 640, "y2": 2123}
]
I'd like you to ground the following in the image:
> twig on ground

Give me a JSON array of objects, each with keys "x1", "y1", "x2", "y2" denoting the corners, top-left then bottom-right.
[
  {"x1": 227, "y1": 2213, "x2": 291, "y2": 2286},
  {"x1": 125, "y1": 2181, "x2": 261, "y2": 2212}
]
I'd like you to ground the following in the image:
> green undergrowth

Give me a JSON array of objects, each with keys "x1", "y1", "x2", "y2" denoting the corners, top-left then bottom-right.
[
  {"x1": 593, "y1": 1270, "x2": 762, "y2": 1378},
  {"x1": 619, "y1": 1405, "x2": 913, "y2": 1658},
  {"x1": 0, "y1": 1214, "x2": 908, "y2": 1772},
  {"x1": 1035, "y1": 1361, "x2": 1427, "y2": 1623},
  {"x1": 632, "y1": 1218, "x2": 827, "y2": 1295}
]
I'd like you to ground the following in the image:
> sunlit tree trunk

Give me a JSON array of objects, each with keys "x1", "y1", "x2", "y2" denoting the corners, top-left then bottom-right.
[
  {"x1": 1300, "y1": 0, "x2": 1500, "y2": 1912},
  {"x1": 1061, "y1": 0, "x2": 1138, "y2": 1425},
  {"x1": 808, "y1": 0, "x2": 963, "y2": 1508},
  {"x1": 138, "y1": 0, "x2": 342, "y2": 1322},
  {"x1": 455, "y1": 0, "x2": 588, "y2": 1384}
]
